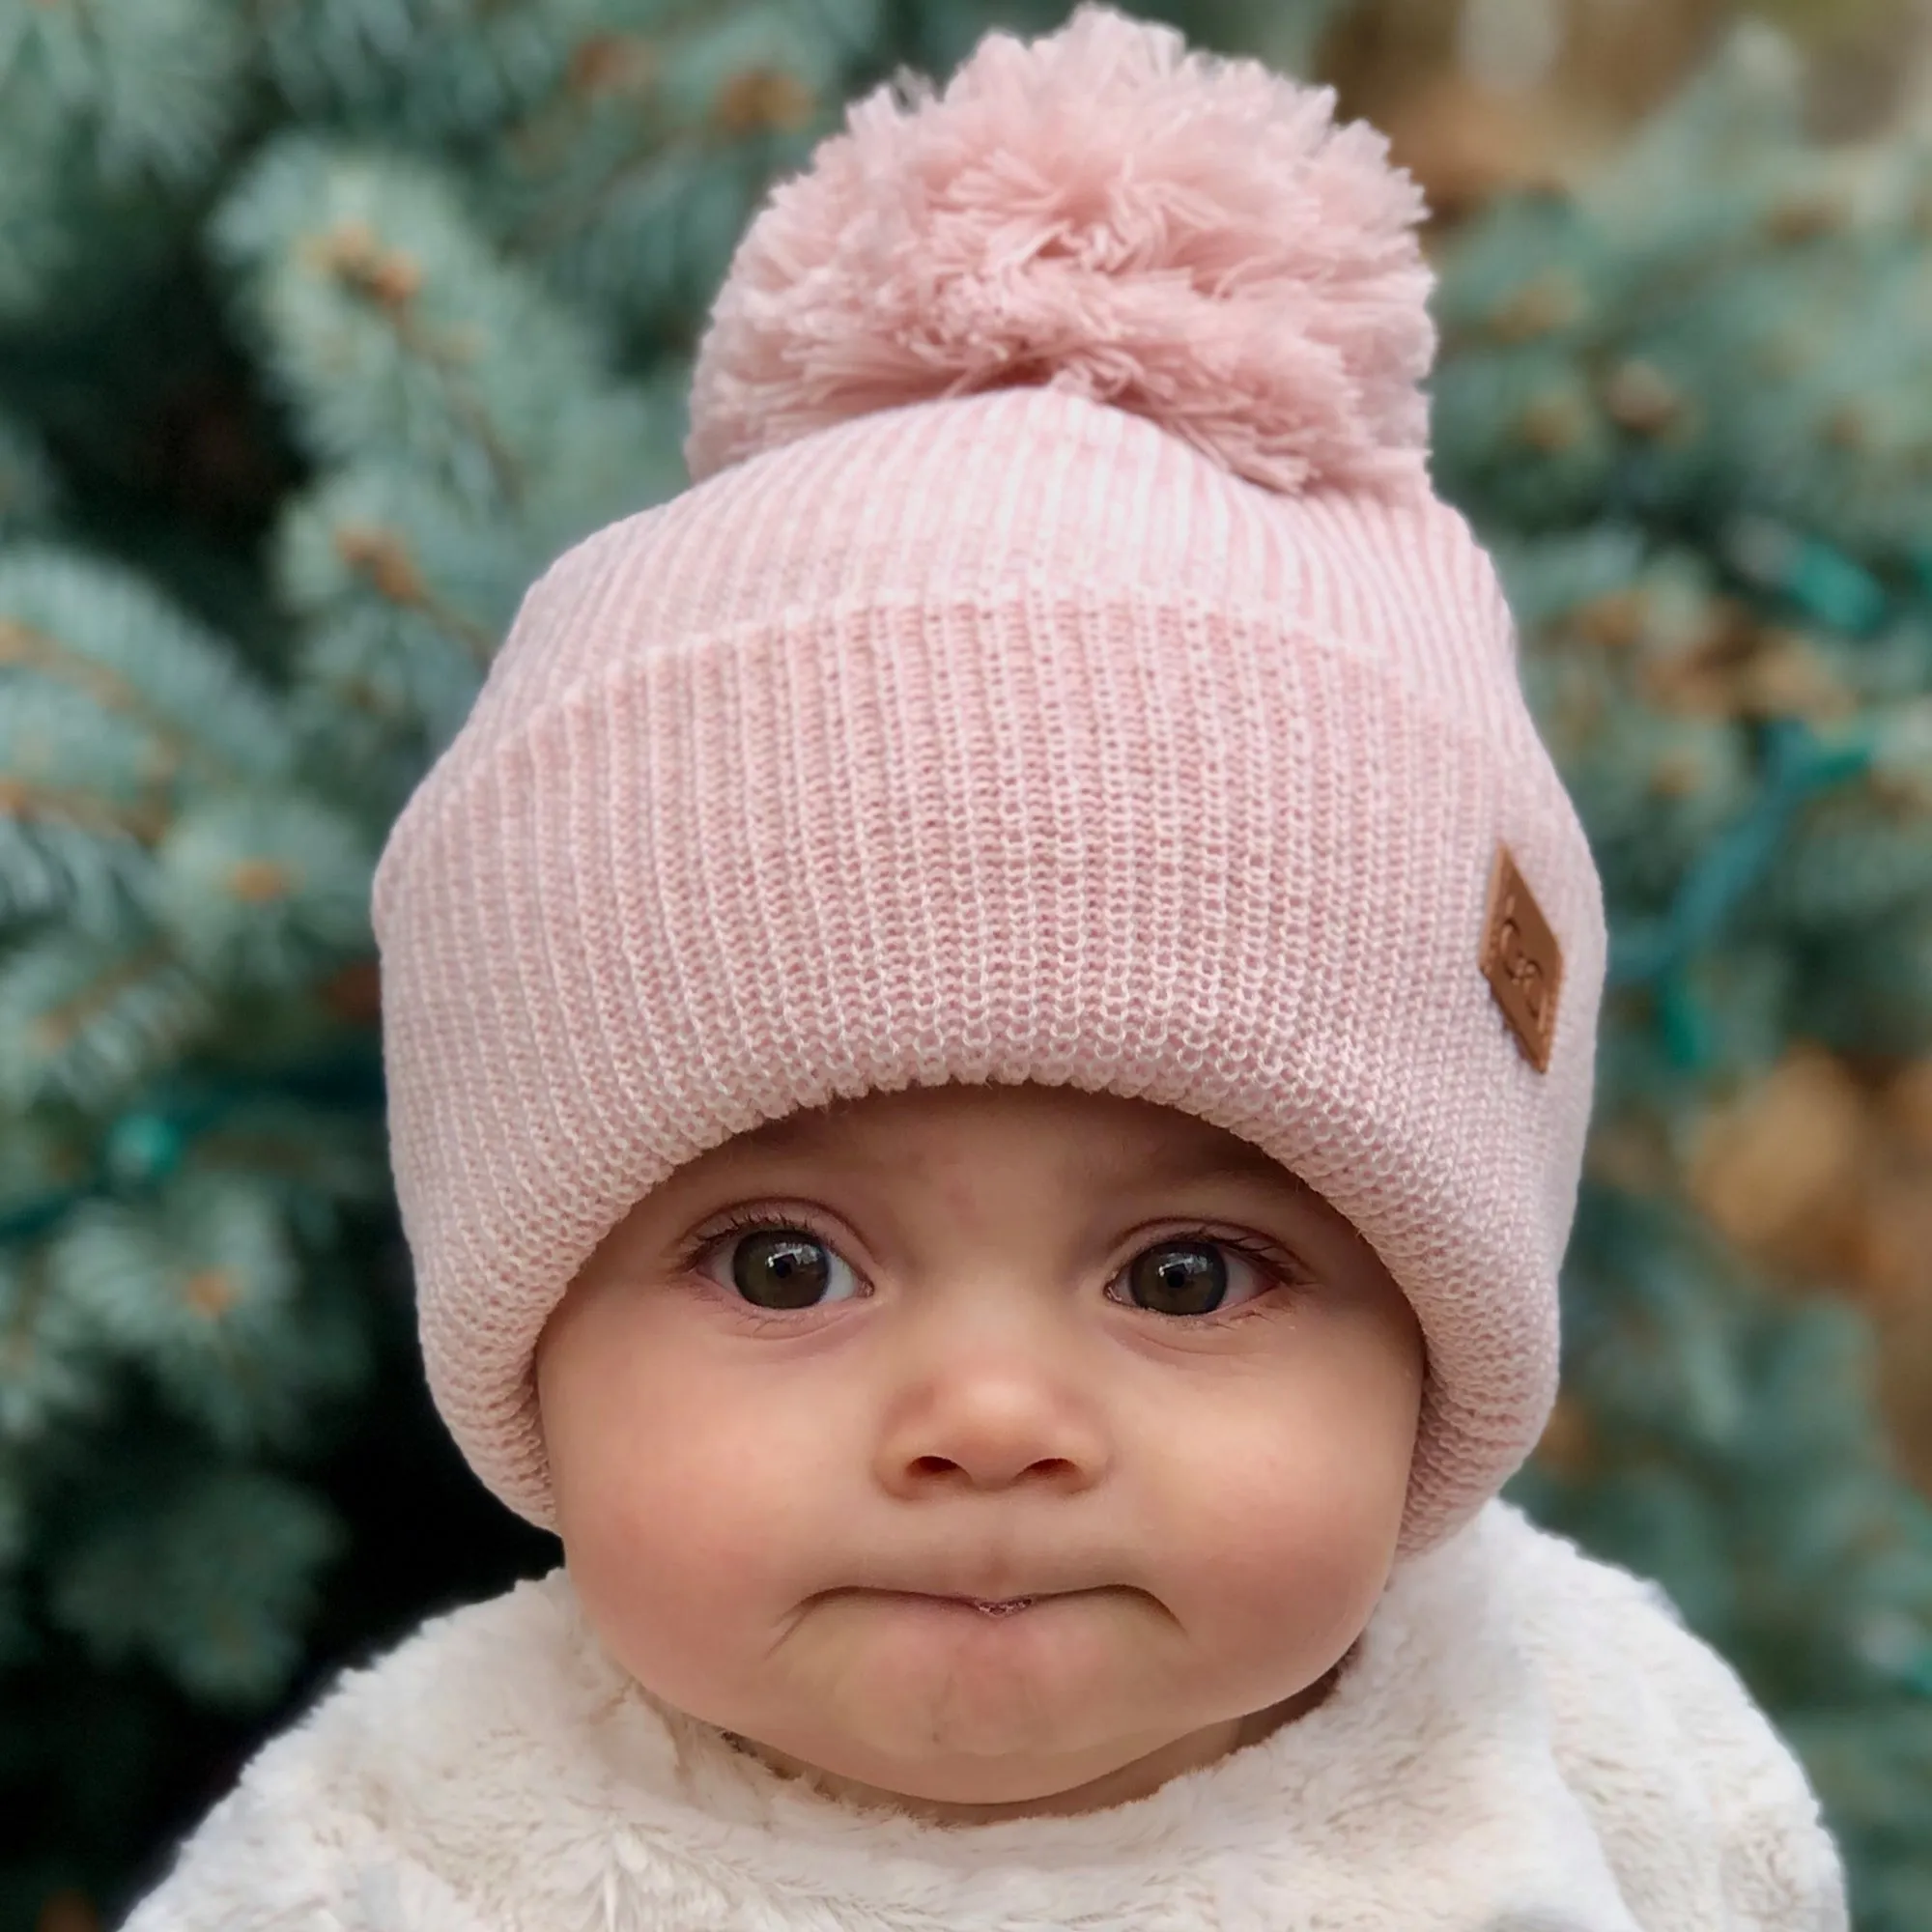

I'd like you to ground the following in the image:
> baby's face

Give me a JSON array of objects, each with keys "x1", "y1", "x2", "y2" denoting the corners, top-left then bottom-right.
[{"x1": 536, "y1": 1082, "x2": 1424, "y2": 1819}]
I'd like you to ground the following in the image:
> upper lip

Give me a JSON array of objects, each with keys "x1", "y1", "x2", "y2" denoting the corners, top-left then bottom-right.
[
  {"x1": 873, "y1": 1586, "x2": 1064, "y2": 1602},
  {"x1": 852, "y1": 1575, "x2": 1094, "y2": 1603},
  {"x1": 834, "y1": 1555, "x2": 1117, "y2": 1602}
]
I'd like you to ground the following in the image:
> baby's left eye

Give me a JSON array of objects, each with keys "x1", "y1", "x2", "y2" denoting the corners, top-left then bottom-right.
[{"x1": 1107, "y1": 1237, "x2": 1279, "y2": 1318}]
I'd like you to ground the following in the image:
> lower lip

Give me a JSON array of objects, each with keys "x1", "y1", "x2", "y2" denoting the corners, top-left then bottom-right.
[{"x1": 876, "y1": 1592, "x2": 1065, "y2": 1619}]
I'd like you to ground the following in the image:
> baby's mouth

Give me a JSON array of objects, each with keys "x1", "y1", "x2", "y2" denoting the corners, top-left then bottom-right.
[{"x1": 834, "y1": 1587, "x2": 1065, "y2": 1617}]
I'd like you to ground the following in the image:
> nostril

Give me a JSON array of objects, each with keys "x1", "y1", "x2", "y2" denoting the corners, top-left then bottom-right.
[
  {"x1": 908, "y1": 1455, "x2": 1080, "y2": 1480},
  {"x1": 908, "y1": 1455, "x2": 1081, "y2": 1481}
]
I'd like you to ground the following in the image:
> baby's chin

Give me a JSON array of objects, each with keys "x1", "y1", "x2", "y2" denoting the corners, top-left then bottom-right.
[
  {"x1": 733, "y1": 1710, "x2": 1227, "y2": 1818},
  {"x1": 789, "y1": 1587, "x2": 1175, "y2": 1747},
  {"x1": 738, "y1": 1685, "x2": 1158, "y2": 1806}
]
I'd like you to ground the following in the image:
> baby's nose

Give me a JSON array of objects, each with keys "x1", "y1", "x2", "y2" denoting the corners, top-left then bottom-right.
[{"x1": 871, "y1": 1351, "x2": 1112, "y2": 1496}]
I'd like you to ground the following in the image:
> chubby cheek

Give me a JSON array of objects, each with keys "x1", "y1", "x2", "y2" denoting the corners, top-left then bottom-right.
[
  {"x1": 538, "y1": 1299, "x2": 840, "y2": 1707},
  {"x1": 1151, "y1": 1354, "x2": 1415, "y2": 1703}
]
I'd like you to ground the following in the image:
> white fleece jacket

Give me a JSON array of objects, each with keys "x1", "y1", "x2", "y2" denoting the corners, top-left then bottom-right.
[{"x1": 121, "y1": 1500, "x2": 1846, "y2": 1931}]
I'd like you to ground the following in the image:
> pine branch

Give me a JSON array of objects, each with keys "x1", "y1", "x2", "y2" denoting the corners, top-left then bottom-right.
[
  {"x1": 0, "y1": 0, "x2": 252, "y2": 331},
  {"x1": 0, "y1": 409, "x2": 56, "y2": 535},
  {"x1": 0, "y1": 0, "x2": 250, "y2": 185},
  {"x1": 481, "y1": 0, "x2": 881, "y2": 331},
  {"x1": 0, "y1": 548, "x2": 291, "y2": 791},
  {"x1": 43, "y1": 1462, "x2": 345, "y2": 1707},
  {"x1": 0, "y1": 932, "x2": 214, "y2": 1115},
  {"x1": 46, "y1": 1166, "x2": 372, "y2": 1455},
  {"x1": 147, "y1": 785, "x2": 376, "y2": 991},
  {"x1": 214, "y1": 136, "x2": 666, "y2": 515},
  {"x1": 0, "y1": 1244, "x2": 107, "y2": 1449}
]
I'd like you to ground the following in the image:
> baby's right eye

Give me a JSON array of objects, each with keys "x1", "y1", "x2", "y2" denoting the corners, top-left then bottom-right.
[{"x1": 697, "y1": 1223, "x2": 864, "y2": 1311}]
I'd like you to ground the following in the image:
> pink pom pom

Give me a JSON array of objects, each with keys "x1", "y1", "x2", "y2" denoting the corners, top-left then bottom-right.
[{"x1": 684, "y1": 2, "x2": 1435, "y2": 497}]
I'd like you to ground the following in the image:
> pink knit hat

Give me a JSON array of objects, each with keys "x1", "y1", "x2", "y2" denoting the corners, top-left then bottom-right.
[{"x1": 371, "y1": 3, "x2": 1605, "y2": 1560}]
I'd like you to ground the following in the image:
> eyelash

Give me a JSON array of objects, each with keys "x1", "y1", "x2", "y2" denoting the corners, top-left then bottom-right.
[{"x1": 675, "y1": 1205, "x2": 1306, "y2": 1331}]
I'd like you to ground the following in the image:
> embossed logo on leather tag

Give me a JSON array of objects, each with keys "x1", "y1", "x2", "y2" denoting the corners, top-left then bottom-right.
[{"x1": 1481, "y1": 844, "x2": 1563, "y2": 1073}]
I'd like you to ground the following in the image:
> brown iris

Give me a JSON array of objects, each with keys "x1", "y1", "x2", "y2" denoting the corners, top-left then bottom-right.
[
  {"x1": 1124, "y1": 1240, "x2": 1228, "y2": 1316},
  {"x1": 730, "y1": 1231, "x2": 833, "y2": 1308}
]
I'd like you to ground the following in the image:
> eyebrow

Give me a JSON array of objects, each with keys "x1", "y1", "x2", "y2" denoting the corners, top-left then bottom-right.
[
  {"x1": 732, "y1": 1109, "x2": 838, "y2": 1154},
  {"x1": 1133, "y1": 1139, "x2": 1305, "y2": 1191}
]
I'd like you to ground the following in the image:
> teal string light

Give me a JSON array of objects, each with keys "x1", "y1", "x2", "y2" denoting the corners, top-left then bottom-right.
[
  {"x1": 1726, "y1": 517, "x2": 1889, "y2": 637},
  {"x1": 1655, "y1": 963, "x2": 1715, "y2": 1072},
  {"x1": 1778, "y1": 540, "x2": 1889, "y2": 638},
  {"x1": 1606, "y1": 719, "x2": 1875, "y2": 1066},
  {"x1": 0, "y1": 1048, "x2": 386, "y2": 1247},
  {"x1": 105, "y1": 1110, "x2": 189, "y2": 1189},
  {"x1": 1904, "y1": 1639, "x2": 1932, "y2": 1702}
]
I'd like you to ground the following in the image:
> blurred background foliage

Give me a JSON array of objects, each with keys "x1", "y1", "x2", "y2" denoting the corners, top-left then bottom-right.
[{"x1": 1, "y1": 0, "x2": 1930, "y2": 1927}]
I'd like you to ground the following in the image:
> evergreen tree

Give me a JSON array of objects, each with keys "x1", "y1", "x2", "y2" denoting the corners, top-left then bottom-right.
[
  {"x1": 0, "y1": 4, "x2": 1925, "y2": 1926},
  {"x1": 1438, "y1": 32, "x2": 1932, "y2": 1923}
]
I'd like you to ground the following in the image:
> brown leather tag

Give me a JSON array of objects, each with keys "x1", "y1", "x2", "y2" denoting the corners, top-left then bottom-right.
[{"x1": 1481, "y1": 844, "x2": 1563, "y2": 1073}]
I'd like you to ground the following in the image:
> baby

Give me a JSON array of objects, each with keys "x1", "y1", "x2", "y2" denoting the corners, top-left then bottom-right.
[
  {"x1": 535, "y1": 1078, "x2": 1424, "y2": 1823},
  {"x1": 122, "y1": 7, "x2": 1847, "y2": 1928}
]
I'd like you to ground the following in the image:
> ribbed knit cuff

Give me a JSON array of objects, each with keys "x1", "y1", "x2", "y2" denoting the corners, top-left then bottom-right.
[{"x1": 374, "y1": 584, "x2": 1604, "y2": 1557}]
